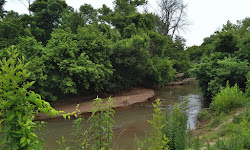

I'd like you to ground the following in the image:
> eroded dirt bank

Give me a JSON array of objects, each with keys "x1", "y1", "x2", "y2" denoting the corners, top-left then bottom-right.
[
  {"x1": 36, "y1": 88, "x2": 155, "y2": 120},
  {"x1": 37, "y1": 76, "x2": 196, "y2": 120}
]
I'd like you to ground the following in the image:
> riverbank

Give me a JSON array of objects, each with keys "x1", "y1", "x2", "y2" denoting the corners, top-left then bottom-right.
[
  {"x1": 167, "y1": 78, "x2": 195, "y2": 86},
  {"x1": 36, "y1": 88, "x2": 155, "y2": 120},
  {"x1": 43, "y1": 83, "x2": 202, "y2": 150},
  {"x1": 191, "y1": 107, "x2": 248, "y2": 149},
  {"x1": 36, "y1": 77, "x2": 197, "y2": 120}
]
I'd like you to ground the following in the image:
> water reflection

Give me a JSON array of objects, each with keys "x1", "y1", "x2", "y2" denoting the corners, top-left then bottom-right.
[{"x1": 44, "y1": 83, "x2": 206, "y2": 149}]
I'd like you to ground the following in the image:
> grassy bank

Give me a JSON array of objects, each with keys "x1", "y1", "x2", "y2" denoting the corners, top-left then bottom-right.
[{"x1": 191, "y1": 84, "x2": 250, "y2": 150}]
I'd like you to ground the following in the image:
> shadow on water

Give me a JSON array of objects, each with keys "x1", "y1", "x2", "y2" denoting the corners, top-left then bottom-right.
[{"x1": 43, "y1": 83, "x2": 208, "y2": 150}]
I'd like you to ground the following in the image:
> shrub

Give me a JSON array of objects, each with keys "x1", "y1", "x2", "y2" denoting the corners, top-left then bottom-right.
[
  {"x1": 246, "y1": 71, "x2": 250, "y2": 97},
  {"x1": 197, "y1": 109, "x2": 211, "y2": 122},
  {"x1": 0, "y1": 47, "x2": 57, "y2": 149},
  {"x1": 210, "y1": 83, "x2": 246, "y2": 113},
  {"x1": 57, "y1": 97, "x2": 115, "y2": 150},
  {"x1": 162, "y1": 99, "x2": 189, "y2": 150},
  {"x1": 193, "y1": 56, "x2": 249, "y2": 98},
  {"x1": 88, "y1": 97, "x2": 115, "y2": 150},
  {"x1": 208, "y1": 108, "x2": 250, "y2": 149},
  {"x1": 147, "y1": 100, "x2": 169, "y2": 150}
]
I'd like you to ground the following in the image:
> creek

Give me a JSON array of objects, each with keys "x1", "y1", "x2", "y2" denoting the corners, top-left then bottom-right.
[{"x1": 43, "y1": 83, "x2": 208, "y2": 150}]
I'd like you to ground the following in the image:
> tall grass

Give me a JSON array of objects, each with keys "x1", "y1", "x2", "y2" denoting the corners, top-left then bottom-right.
[
  {"x1": 207, "y1": 107, "x2": 250, "y2": 149},
  {"x1": 136, "y1": 99, "x2": 169, "y2": 150},
  {"x1": 136, "y1": 99, "x2": 190, "y2": 150},
  {"x1": 162, "y1": 98, "x2": 189, "y2": 150},
  {"x1": 57, "y1": 97, "x2": 115, "y2": 150},
  {"x1": 246, "y1": 71, "x2": 250, "y2": 97},
  {"x1": 147, "y1": 100, "x2": 169, "y2": 150},
  {"x1": 210, "y1": 83, "x2": 246, "y2": 113}
]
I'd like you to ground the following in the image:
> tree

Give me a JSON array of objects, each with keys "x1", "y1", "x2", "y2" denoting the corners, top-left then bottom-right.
[
  {"x1": 157, "y1": 0, "x2": 189, "y2": 39},
  {"x1": 98, "y1": 4, "x2": 112, "y2": 24},
  {"x1": 109, "y1": 33, "x2": 175, "y2": 91},
  {"x1": 214, "y1": 31, "x2": 238, "y2": 53},
  {"x1": 0, "y1": 0, "x2": 6, "y2": 20},
  {"x1": 186, "y1": 46, "x2": 203, "y2": 62},
  {"x1": 100, "y1": 0, "x2": 150, "y2": 34},
  {"x1": 0, "y1": 11, "x2": 31, "y2": 49},
  {"x1": 114, "y1": 0, "x2": 147, "y2": 15},
  {"x1": 193, "y1": 55, "x2": 249, "y2": 98},
  {"x1": 27, "y1": 27, "x2": 114, "y2": 100},
  {"x1": 79, "y1": 3, "x2": 97, "y2": 24},
  {"x1": 191, "y1": 18, "x2": 250, "y2": 98},
  {"x1": 29, "y1": 0, "x2": 67, "y2": 43},
  {"x1": 60, "y1": 9, "x2": 86, "y2": 34}
]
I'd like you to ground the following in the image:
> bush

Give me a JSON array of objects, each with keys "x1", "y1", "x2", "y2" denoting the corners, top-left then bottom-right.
[
  {"x1": 197, "y1": 109, "x2": 211, "y2": 122},
  {"x1": 246, "y1": 71, "x2": 250, "y2": 97},
  {"x1": 0, "y1": 47, "x2": 57, "y2": 149},
  {"x1": 210, "y1": 83, "x2": 246, "y2": 113},
  {"x1": 208, "y1": 108, "x2": 250, "y2": 149},
  {"x1": 57, "y1": 97, "x2": 115, "y2": 150},
  {"x1": 162, "y1": 99, "x2": 189, "y2": 150},
  {"x1": 193, "y1": 56, "x2": 249, "y2": 98}
]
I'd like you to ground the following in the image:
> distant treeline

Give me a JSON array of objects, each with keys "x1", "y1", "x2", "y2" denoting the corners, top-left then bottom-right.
[{"x1": 0, "y1": 0, "x2": 191, "y2": 101}]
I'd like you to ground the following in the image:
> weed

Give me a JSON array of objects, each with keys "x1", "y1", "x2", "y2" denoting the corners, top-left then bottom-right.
[
  {"x1": 88, "y1": 97, "x2": 115, "y2": 150},
  {"x1": 197, "y1": 109, "x2": 211, "y2": 122},
  {"x1": 162, "y1": 98, "x2": 189, "y2": 150},
  {"x1": 210, "y1": 82, "x2": 246, "y2": 113}
]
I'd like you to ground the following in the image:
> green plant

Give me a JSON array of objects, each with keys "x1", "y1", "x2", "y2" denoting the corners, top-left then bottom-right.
[
  {"x1": 162, "y1": 98, "x2": 189, "y2": 150},
  {"x1": 210, "y1": 83, "x2": 246, "y2": 113},
  {"x1": 147, "y1": 99, "x2": 169, "y2": 150},
  {"x1": 56, "y1": 97, "x2": 115, "y2": 150},
  {"x1": 57, "y1": 136, "x2": 70, "y2": 150},
  {"x1": 207, "y1": 113, "x2": 223, "y2": 128},
  {"x1": 193, "y1": 56, "x2": 249, "y2": 98},
  {"x1": 197, "y1": 109, "x2": 211, "y2": 122},
  {"x1": 88, "y1": 97, "x2": 115, "y2": 150},
  {"x1": 135, "y1": 99, "x2": 169, "y2": 150},
  {"x1": 194, "y1": 136, "x2": 200, "y2": 150},
  {"x1": 246, "y1": 71, "x2": 250, "y2": 97},
  {"x1": 71, "y1": 118, "x2": 87, "y2": 150},
  {"x1": 0, "y1": 46, "x2": 58, "y2": 149}
]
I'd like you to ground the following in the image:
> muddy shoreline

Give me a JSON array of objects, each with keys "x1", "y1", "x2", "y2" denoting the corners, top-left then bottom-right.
[
  {"x1": 36, "y1": 88, "x2": 155, "y2": 120},
  {"x1": 36, "y1": 78, "x2": 196, "y2": 120}
]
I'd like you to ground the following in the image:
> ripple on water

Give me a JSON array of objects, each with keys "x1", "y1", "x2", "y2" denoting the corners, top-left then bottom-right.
[{"x1": 44, "y1": 83, "x2": 205, "y2": 149}]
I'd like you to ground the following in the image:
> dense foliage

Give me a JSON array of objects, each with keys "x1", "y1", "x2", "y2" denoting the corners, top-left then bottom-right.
[
  {"x1": 189, "y1": 18, "x2": 250, "y2": 98},
  {"x1": 246, "y1": 71, "x2": 250, "y2": 97},
  {"x1": 162, "y1": 101, "x2": 189, "y2": 150},
  {"x1": 1, "y1": 0, "x2": 249, "y2": 149},
  {"x1": 0, "y1": 47, "x2": 58, "y2": 149},
  {"x1": 189, "y1": 18, "x2": 250, "y2": 150},
  {"x1": 0, "y1": 0, "x2": 191, "y2": 101},
  {"x1": 210, "y1": 83, "x2": 247, "y2": 113},
  {"x1": 196, "y1": 84, "x2": 249, "y2": 150}
]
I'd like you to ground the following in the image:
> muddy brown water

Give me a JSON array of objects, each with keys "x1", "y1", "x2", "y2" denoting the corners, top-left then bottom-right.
[{"x1": 43, "y1": 83, "x2": 207, "y2": 150}]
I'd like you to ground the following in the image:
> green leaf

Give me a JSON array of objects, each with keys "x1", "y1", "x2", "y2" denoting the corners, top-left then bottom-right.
[
  {"x1": 27, "y1": 138, "x2": 30, "y2": 144},
  {"x1": 49, "y1": 109, "x2": 57, "y2": 117},
  {"x1": 20, "y1": 136, "x2": 26, "y2": 144},
  {"x1": 62, "y1": 114, "x2": 67, "y2": 120}
]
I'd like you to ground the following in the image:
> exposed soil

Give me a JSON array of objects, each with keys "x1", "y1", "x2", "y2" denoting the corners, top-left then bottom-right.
[
  {"x1": 36, "y1": 88, "x2": 155, "y2": 120},
  {"x1": 36, "y1": 76, "x2": 195, "y2": 120},
  {"x1": 167, "y1": 78, "x2": 195, "y2": 86}
]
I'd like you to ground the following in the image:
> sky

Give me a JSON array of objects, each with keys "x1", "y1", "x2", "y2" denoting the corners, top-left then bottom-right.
[{"x1": 3, "y1": 0, "x2": 250, "y2": 47}]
